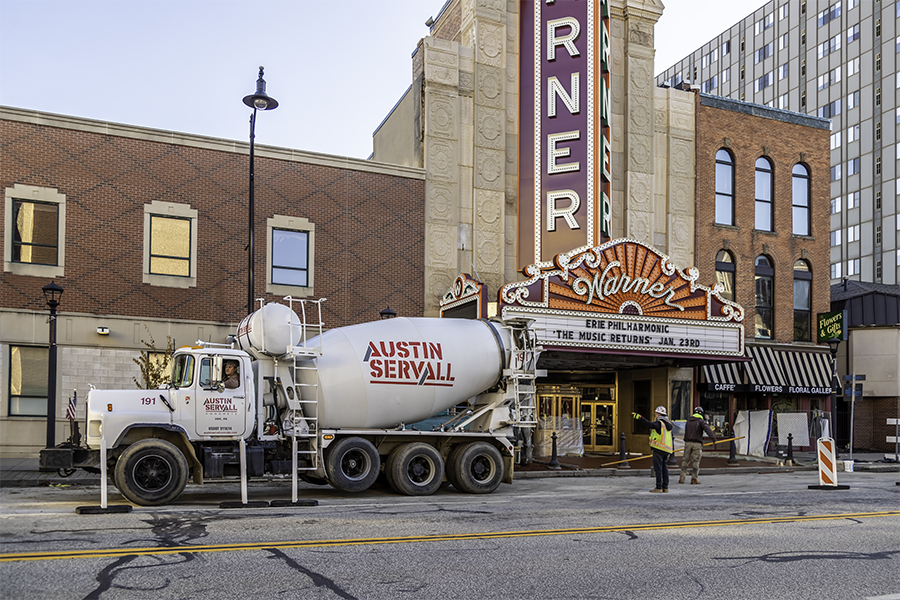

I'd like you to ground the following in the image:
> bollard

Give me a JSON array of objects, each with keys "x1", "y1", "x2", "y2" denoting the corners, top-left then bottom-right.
[
  {"x1": 727, "y1": 439, "x2": 739, "y2": 465},
  {"x1": 786, "y1": 433, "x2": 795, "y2": 466},
  {"x1": 547, "y1": 431, "x2": 561, "y2": 469},
  {"x1": 618, "y1": 432, "x2": 630, "y2": 469}
]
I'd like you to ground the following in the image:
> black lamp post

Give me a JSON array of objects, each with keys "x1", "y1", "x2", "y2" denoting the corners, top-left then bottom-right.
[
  {"x1": 242, "y1": 66, "x2": 278, "y2": 316},
  {"x1": 827, "y1": 337, "x2": 841, "y2": 441},
  {"x1": 380, "y1": 307, "x2": 397, "y2": 320},
  {"x1": 42, "y1": 281, "x2": 63, "y2": 449}
]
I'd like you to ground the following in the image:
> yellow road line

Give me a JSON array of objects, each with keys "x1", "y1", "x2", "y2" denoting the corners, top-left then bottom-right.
[{"x1": 2, "y1": 511, "x2": 898, "y2": 563}]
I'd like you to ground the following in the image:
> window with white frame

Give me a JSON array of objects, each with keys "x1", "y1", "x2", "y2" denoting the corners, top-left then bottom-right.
[
  {"x1": 779, "y1": 94, "x2": 789, "y2": 110},
  {"x1": 779, "y1": 64, "x2": 789, "y2": 80},
  {"x1": 702, "y1": 76, "x2": 718, "y2": 93},
  {"x1": 266, "y1": 215, "x2": 316, "y2": 297},
  {"x1": 847, "y1": 224, "x2": 860, "y2": 242},
  {"x1": 722, "y1": 40, "x2": 731, "y2": 55},
  {"x1": 722, "y1": 67, "x2": 730, "y2": 82},
  {"x1": 831, "y1": 230, "x2": 842, "y2": 246},
  {"x1": 897, "y1": 250, "x2": 900, "y2": 267},
  {"x1": 830, "y1": 131, "x2": 842, "y2": 149},
  {"x1": 848, "y1": 191, "x2": 860, "y2": 208},
  {"x1": 8, "y1": 346, "x2": 49, "y2": 417},
  {"x1": 897, "y1": 213, "x2": 900, "y2": 230},
  {"x1": 817, "y1": 67, "x2": 841, "y2": 89},
  {"x1": 818, "y1": 2, "x2": 842, "y2": 27},
  {"x1": 831, "y1": 262, "x2": 842, "y2": 279},
  {"x1": 792, "y1": 163, "x2": 811, "y2": 236},
  {"x1": 715, "y1": 149, "x2": 735, "y2": 226},
  {"x1": 756, "y1": 43, "x2": 773, "y2": 64},
  {"x1": 848, "y1": 158, "x2": 860, "y2": 175},
  {"x1": 831, "y1": 165, "x2": 842, "y2": 181},
  {"x1": 847, "y1": 57, "x2": 860, "y2": 76},
  {"x1": 847, "y1": 24, "x2": 860, "y2": 43},
  {"x1": 847, "y1": 258, "x2": 860, "y2": 276},
  {"x1": 831, "y1": 197, "x2": 842, "y2": 214},
  {"x1": 756, "y1": 157, "x2": 775, "y2": 231},
  {"x1": 755, "y1": 72, "x2": 773, "y2": 92},
  {"x1": 847, "y1": 90, "x2": 859, "y2": 108},
  {"x1": 4, "y1": 184, "x2": 66, "y2": 278},
  {"x1": 818, "y1": 99, "x2": 841, "y2": 118},
  {"x1": 143, "y1": 201, "x2": 198, "y2": 288},
  {"x1": 780, "y1": 33, "x2": 789, "y2": 50},
  {"x1": 847, "y1": 124, "x2": 860, "y2": 142},
  {"x1": 755, "y1": 13, "x2": 774, "y2": 35},
  {"x1": 818, "y1": 34, "x2": 842, "y2": 59},
  {"x1": 779, "y1": 3, "x2": 789, "y2": 20}
]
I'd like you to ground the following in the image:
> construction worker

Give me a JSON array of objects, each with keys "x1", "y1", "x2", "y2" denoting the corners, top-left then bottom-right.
[
  {"x1": 633, "y1": 406, "x2": 674, "y2": 493},
  {"x1": 679, "y1": 406, "x2": 717, "y2": 485}
]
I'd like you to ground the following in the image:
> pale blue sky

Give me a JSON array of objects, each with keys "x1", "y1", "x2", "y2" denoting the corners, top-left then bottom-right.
[{"x1": 0, "y1": 0, "x2": 760, "y2": 159}]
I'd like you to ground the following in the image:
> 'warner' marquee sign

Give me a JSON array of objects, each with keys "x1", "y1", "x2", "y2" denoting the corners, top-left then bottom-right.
[
  {"x1": 519, "y1": 0, "x2": 612, "y2": 268},
  {"x1": 500, "y1": 240, "x2": 746, "y2": 356}
]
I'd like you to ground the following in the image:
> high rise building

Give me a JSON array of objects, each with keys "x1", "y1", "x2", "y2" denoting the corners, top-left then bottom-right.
[{"x1": 656, "y1": 0, "x2": 899, "y2": 285}]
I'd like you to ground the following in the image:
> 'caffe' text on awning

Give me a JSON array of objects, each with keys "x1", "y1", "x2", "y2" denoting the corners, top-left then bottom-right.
[{"x1": 364, "y1": 341, "x2": 455, "y2": 387}]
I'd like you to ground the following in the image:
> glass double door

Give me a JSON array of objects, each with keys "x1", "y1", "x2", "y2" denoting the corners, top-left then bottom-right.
[{"x1": 581, "y1": 402, "x2": 616, "y2": 452}]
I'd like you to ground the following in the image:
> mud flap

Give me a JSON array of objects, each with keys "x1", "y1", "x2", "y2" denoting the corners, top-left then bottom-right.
[{"x1": 502, "y1": 455, "x2": 514, "y2": 484}]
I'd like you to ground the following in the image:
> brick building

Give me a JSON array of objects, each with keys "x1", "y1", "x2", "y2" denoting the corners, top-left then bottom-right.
[
  {"x1": 693, "y1": 94, "x2": 835, "y2": 448},
  {"x1": 1, "y1": 107, "x2": 425, "y2": 454}
]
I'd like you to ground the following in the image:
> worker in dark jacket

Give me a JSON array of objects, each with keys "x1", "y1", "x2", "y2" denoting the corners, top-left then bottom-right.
[
  {"x1": 679, "y1": 406, "x2": 717, "y2": 485},
  {"x1": 633, "y1": 406, "x2": 674, "y2": 493}
]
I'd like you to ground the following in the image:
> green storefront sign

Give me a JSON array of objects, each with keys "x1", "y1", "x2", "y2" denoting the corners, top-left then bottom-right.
[{"x1": 817, "y1": 311, "x2": 843, "y2": 342}]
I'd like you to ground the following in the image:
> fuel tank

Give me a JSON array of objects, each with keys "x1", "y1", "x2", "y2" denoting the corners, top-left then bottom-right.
[{"x1": 295, "y1": 317, "x2": 511, "y2": 429}]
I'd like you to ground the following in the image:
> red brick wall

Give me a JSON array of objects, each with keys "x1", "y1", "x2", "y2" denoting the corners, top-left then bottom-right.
[
  {"x1": 695, "y1": 98, "x2": 831, "y2": 344},
  {"x1": 1, "y1": 120, "x2": 425, "y2": 326}
]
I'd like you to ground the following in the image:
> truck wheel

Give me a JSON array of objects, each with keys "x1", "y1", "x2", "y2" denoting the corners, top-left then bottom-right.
[
  {"x1": 325, "y1": 437, "x2": 380, "y2": 493},
  {"x1": 387, "y1": 443, "x2": 444, "y2": 496},
  {"x1": 448, "y1": 442, "x2": 503, "y2": 494},
  {"x1": 114, "y1": 439, "x2": 189, "y2": 506}
]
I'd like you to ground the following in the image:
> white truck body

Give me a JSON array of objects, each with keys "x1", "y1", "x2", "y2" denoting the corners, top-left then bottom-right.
[{"x1": 43, "y1": 300, "x2": 539, "y2": 506}]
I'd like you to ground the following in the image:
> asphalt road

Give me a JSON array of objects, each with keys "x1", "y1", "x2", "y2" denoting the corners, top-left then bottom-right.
[{"x1": 1, "y1": 471, "x2": 898, "y2": 600}]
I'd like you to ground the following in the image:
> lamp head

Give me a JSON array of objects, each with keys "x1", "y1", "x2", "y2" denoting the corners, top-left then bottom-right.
[
  {"x1": 42, "y1": 281, "x2": 64, "y2": 307},
  {"x1": 380, "y1": 306, "x2": 397, "y2": 320},
  {"x1": 242, "y1": 66, "x2": 279, "y2": 111}
]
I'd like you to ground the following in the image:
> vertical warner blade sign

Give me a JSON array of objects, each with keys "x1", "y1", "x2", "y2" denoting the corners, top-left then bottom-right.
[{"x1": 519, "y1": 0, "x2": 612, "y2": 268}]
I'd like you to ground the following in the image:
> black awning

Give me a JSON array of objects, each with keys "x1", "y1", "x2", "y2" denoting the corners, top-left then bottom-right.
[
  {"x1": 745, "y1": 345, "x2": 788, "y2": 391},
  {"x1": 779, "y1": 350, "x2": 834, "y2": 393}
]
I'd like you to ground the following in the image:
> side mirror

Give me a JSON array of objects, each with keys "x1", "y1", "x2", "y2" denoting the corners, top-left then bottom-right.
[{"x1": 207, "y1": 355, "x2": 224, "y2": 390}]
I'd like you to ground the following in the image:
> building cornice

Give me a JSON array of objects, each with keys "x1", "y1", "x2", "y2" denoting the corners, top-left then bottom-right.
[{"x1": 1, "y1": 105, "x2": 426, "y2": 180}]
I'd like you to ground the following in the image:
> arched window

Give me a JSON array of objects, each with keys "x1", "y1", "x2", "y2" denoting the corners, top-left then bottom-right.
[
  {"x1": 755, "y1": 255, "x2": 775, "y2": 339},
  {"x1": 755, "y1": 157, "x2": 774, "y2": 231},
  {"x1": 792, "y1": 163, "x2": 811, "y2": 235},
  {"x1": 715, "y1": 250, "x2": 735, "y2": 301},
  {"x1": 715, "y1": 149, "x2": 735, "y2": 226},
  {"x1": 793, "y1": 259, "x2": 812, "y2": 341}
]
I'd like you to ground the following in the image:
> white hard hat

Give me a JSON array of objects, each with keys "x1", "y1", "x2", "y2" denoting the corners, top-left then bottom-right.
[{"x1": 655, "y1": 406, "x2": 667, "y2": 416}]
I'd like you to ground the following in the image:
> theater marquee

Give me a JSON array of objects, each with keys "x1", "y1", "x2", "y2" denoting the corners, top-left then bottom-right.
[
  {"x1": 519, "y1": 0, "x2": 612, "y2": 268},
  {"x1": 500, "y1": 240, "x2": 746, "y2": 357}
]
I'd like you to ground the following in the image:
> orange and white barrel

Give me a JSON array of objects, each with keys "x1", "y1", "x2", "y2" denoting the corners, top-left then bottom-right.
[{"x1": 816, "y1": 437, "x2": 839, "y2": 486}]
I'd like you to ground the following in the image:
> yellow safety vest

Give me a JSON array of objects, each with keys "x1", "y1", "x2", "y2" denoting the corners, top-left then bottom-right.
[{"x1": 649, "y1": 419, "x2": 674, "y2": 453}]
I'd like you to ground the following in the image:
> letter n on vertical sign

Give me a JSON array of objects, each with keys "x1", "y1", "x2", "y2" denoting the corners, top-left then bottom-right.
[{"x1": 518, "y1": 0, "x2": 611, "y2": 269}]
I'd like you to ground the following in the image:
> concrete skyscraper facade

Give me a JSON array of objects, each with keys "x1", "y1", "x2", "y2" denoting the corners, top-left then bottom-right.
[{"x1": 656, "y1": 0, "x2": 899, "y2": 285}]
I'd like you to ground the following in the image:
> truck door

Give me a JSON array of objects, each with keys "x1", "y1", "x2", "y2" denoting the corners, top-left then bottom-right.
[{"x1": 195, "y1": 356, "x2": 247, "y2": 437}]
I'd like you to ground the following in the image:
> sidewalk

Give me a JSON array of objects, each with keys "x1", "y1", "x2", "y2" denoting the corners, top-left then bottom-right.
[{"x1": 1, "y1": 451, "x2": 895, "y2": 488}]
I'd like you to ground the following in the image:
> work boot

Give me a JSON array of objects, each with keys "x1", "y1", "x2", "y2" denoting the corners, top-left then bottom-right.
[
  {"x1": 663, "y1": 488, "x2": 669, "y2": 493},
  {"x1": 690, "y1": 477, "x2": 700, "y2": 485},
  {"x1": 678, "y1": 475, "x2": 685, "y2": 484},
  {"x1": 650, "y1": 488, "x2": 664, "y2": 493}
]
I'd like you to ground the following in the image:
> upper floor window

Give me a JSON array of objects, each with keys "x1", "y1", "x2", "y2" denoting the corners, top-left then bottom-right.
[
  {"x1": 266, "y1": 215, "x2": 316, "y2": 298},
  {"x1": 779, "y1": 3, "x2": 789, "y2": 20},
  {"x1": 715, "y1": 149, "x2": 735, "y2": 226},
  {"x1": 792, "y1": 163, "x2": 811, "y2": 236},
  {"x1": 143, "y1": 201, "x2": 198, "y2": 288},
  {"x1": 847, "y1": 24, "x2": 860, "y2": 43},
  {"x1": 8, "y1": 346, "x2": 48, "y2": 417},
  {"x1": 755, "y1": 14, "x2": 774, "y2": 35},
  {"x1": 756, "y1": 42, "x2": 774, "y2": 64},
  {"x1": 715, "y1": 250, "x2": 735, "y2": 302},
  {"x1": 818, "y1": 2, "x2": 842, "y2": 27},
  {"x1": 793, "y1": 260, "x2": 812, "y2": 341},
  {"x1": 755, "y1": 255, "x2": 775, "y2": 339},
  {"x1": 755, "y1": 157, "x2": 774, "y2": 231},
  {"x1": 4, "y1": 184, "x2": 66, "y2": 278}
]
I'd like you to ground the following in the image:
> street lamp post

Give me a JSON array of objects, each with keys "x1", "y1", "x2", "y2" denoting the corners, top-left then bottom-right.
[
  {"x1": 242, "y1": 66, "x2": 278, "y2": 316},
  {"x1": 42, "y1": 281, "x2": 64, "y2": 449},
  {"x1": 827, "y1": 338, "x2": 841, "y2": 442}
]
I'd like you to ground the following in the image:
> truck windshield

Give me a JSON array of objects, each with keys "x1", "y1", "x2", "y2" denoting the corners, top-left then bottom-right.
[{"x1": 171, "y1": 355, "x2": 195, "y2": 388}]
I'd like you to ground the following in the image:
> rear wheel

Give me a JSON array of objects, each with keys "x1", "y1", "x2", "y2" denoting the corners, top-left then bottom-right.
[
  {"x1": 324, "y1": 437, "x2": 380, "y2": 493},
  {"x1": 448, "y1": 442, "x2": 503, "y2": 494},
  {"x1": 114, "y1": 439, "x2": 188, "y2": 506},
  {"x1": 386, "y1": 443, "x2": 444, "y2": 496}
]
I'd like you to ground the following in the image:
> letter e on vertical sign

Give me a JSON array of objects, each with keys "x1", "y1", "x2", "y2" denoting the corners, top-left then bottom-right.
[{"x1": 518, "y1": 0, "x2": 611, "y2": 269}]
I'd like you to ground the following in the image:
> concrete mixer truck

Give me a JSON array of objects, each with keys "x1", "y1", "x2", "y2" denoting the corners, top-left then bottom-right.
[{"x1": 40, "y1": 299, "x2": 539, "y2": 506}]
